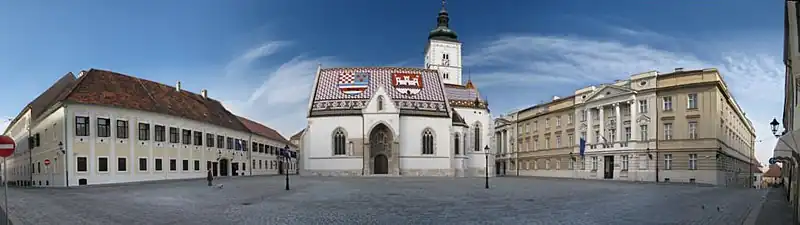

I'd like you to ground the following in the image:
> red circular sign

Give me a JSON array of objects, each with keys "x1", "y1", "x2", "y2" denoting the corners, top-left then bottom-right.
[
  {"x1": 44, "y1": 159, "x2": 51, "y2": 166},
  {"x1": 0, "y1": 135, "x2": 15, "y2": 158}
]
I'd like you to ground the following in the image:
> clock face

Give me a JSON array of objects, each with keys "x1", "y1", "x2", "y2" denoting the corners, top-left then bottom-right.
[{"x1": 442, "y1": 58, "x2": 450, "y2": 66}]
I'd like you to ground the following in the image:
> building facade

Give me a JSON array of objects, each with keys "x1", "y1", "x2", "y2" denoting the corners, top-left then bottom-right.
[
  {"x1": 495, "y1": 68, "x2": 757, "y2": 186},
  {"x1": 2, "y1": 69, "x2": 296, "y2": 187},
  {"x1": 773, "y1": 0, "x2": 800, "y2": 223},
  {"x1": 300, "y1": 3, "x2": 494, "y2": 177}
]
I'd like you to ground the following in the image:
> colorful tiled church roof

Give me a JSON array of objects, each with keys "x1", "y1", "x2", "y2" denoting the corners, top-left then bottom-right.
[{"x1": 308, "y1": 67, "x2": 450, "y2": 117}]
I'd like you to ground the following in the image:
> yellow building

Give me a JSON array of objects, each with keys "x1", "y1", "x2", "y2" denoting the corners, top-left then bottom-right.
[
  {"x1": 494, "y1": 68, "x2": 756, "y2": 186},
  {"x1": 2, "y1": 69, "x2": 296, "y2": 187}
]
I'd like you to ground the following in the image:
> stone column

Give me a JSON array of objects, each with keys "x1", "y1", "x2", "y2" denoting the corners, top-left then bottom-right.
[
  {"x1": 615, "y1": 103, "x2": 622, "y2": 142},
  {"x1": 630, "y1": 99, "x2": 637, "y2": 141},
  {"x1": 586, "y1": 108, "x2": 593, "y2": 144},
  {"x1": 598, "y1": 106, "x2": 605, "y2": 144}
]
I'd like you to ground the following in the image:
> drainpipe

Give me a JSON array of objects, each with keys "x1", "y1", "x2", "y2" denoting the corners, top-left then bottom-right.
[
  {"x1": 63, "y1": 105, "x2": 69, "y2": 187},
  {"x1": 28, "y1": 125, "x2": 32, "y2": 187},
  {"x1": 361, "y1": 115, "x2": 365, "y2": 176},
  {"x1": 248, "y1": 134, "x2": 252, "y2": 176}
]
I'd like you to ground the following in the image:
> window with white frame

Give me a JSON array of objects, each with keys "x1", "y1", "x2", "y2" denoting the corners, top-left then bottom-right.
[
  {"x1": 688, "y1": 122, "x2": 698, "y2": 139},
  {"x1": 581, "y1": 110, "x2": 587, "y2": 121},
  {"x1": 556, "y1": 159, "x2": 561, "y2": 169},
  {"x1": 664, "y1": 154, "x2": 673, "y2": 170},
  {"x1": 533, "y1": 137, "x2": 538, "y2": 150},
  {"x1": 545, "y1": 159, "x2": 550, "y2": 169},
  {"x1": 687, "y1": 93, "x2": 698, "y2": 109},
  {"x1": 664, "y1": 123, "x2": 673, "y2": 140},
  {"x1": 556, "y1": 135, "x2": 561, "y2": 148},
  {"x1": 640, "y1": 125, "x2": 648, "y2": 140},
  {"x1": 580, "y1": 158, "x2": 586, "y2": 170},
  {"x1": 639, "y1": 100, "x2": 648, "y2": 113},
  {"x1": 545, "y1": 119, "x2": 550, "y2": 129},
  {"x1": 621, "y1": 155, "x2": 629, "y2": 170},
  {"x1": 663, "y1": 96, "x2": 673, "y2": 111},
  {"x1": 545, "y1": 136, "x2": 550, "y2": 149},
  {"x1": 591, "y1": 156, "x2": 598, "y2": 171},
  {"x1": 689, "y1": 154, "x2": 698, "y2": 170},
  {"x1": 568, "y1": 114, "x2": 574, "y2": 124},
  {"x1": 569, "y1": 159, "x2": 574, "y2": 169},
  {"x1": 556, "y1": 117, "x2": 561, "y2": 127},
  {"x1": 568, "y1": 134, "x2": 574, "y2": 147},
  {"x1": 625, "y1": 127, "x2": 631, "y2": 141}
]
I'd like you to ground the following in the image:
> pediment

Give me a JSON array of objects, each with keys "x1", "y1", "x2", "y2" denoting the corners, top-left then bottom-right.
[
  {"x1": 583, "y1": 85, "x2": 636, "y2": 103},
  {"x1": 636, "y1": 114, "x2": 651, "y2": 125},
  {"x1": 363, "y1": 87, "x2": 399, "y2": 114}
]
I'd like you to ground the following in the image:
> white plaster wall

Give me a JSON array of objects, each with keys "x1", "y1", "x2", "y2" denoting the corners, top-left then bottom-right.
[
  {"x1": 660, "y1": 170, "x2": 718, "y2": 185},
  {"x1": 305, "y1": 116, "x2": 363, "y2": 171},
  {"x1": 425, "y1": 40, "x2": 463, "y2": 85},
  {"x1": 398, "y1": 116, "x2": 451, "y2": 169},
  {"x1": 57, "y1": 103, "x2": 276, "y2": 186}
]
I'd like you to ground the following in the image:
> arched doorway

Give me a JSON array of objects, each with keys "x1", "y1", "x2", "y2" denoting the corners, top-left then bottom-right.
[
  {"x1": 374, "y1": 154, "x2": 388, "y2": 174},
  {"x1": 369, "y1": 124, "x2": 392, "y2": 175},
  {"x1": 219, "y1": 158, "x2": 229, "y2": 176}
]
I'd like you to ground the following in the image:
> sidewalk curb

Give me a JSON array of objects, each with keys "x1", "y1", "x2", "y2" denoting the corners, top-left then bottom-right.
[{"x1": 742, "y1": 189, "x2": 770, "y2": 225}]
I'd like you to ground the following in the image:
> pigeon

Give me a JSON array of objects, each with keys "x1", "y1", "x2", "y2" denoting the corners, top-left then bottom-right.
[{"x1": 215, "y1": 184, "x2": 224, "y2": 189}]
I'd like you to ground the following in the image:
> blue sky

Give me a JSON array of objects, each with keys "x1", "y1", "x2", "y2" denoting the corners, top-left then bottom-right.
[{"x1": 0, "y1": 0, "x2": 785, "y2": 164}]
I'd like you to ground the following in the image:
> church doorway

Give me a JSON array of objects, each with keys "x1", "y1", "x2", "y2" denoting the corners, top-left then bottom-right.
[
  {"x1": 219, "y1": 158, "x2": 229, "y2": 176},
  {"x1": 374, "y1": 154, "x2": 388, "y2": 174},
  {"x1": 369, "y1": 124, "x2": 392, "y2": 175}
]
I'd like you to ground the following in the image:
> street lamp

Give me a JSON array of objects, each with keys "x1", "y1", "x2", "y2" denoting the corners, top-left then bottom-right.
[
  {"x1": 771, "y1": 118, "x2": 781, "y2": 137},
  {"x1": 58, "y1": 142, "x2": 67, "y2": 187},
  {"x1": 284, "y1": 144, "x2": 290, "y2": 191},
  {"x1": 484, "y1": 145, "x2": 490, "y2": 189}
]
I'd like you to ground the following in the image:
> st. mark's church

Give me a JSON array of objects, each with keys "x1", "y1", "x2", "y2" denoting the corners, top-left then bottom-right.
[{"x1": 300, "y1": 2, "x2": 494, "y2": 177}]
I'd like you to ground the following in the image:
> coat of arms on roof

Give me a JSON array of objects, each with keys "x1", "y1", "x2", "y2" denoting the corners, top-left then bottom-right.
[
  {"x1": 392, "y1": 73, "x2": 424, "y2": 95},
  {"x1": 337, "y1": 71, "x2": 370, "y2": 95}
]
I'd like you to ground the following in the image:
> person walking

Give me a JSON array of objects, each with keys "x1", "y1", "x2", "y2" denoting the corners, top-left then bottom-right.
[{"x1": 207, "y1": 169, "x2": 213, "y2": 186}]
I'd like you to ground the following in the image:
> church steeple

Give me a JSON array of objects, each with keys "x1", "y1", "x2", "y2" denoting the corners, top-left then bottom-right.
[{"x1": 428, "y1": 0, "x2": 458, "y2": 42}]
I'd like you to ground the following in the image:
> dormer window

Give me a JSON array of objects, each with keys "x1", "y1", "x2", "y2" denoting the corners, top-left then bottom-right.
[{"x1": 443, "y1": 73, "x2": 449, "y2": 79}]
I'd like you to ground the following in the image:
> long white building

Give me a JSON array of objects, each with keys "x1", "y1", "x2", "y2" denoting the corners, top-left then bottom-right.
[
  {"x1": 300, "y1": 2, "x2": 494, "y2": 177},
  {"x1": 2, "y1": 69, "x2": 296, "y2": 187}
]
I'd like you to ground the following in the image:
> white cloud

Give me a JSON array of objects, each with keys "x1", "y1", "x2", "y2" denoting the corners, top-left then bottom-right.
[
  {"x1": 211, "y1": 41, "x2": 336, "y2": 138},
  {"x1": 464, "y1": 32, "x2": 784, "y2": 165},
  {"x1": 0, "y1": 117, "x2": 10, "y2": 135}
]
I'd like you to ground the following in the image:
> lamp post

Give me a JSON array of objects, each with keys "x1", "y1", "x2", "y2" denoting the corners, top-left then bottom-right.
[
  {"x1": 284, "y1": 144, "x2": 290, "y2": 191},
  {"x1": 484, "y1": 145, "x2": 489, "y2": 189}
]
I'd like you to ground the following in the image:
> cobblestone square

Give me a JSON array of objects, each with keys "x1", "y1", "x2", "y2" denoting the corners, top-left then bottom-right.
[{"x1": 4, "y1": 176, "x2": 765, "y2": 225}]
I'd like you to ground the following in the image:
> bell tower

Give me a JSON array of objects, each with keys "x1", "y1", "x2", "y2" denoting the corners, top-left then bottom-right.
[{"x1": 424, "y1": 0, "x2": 463, "y2": 85}]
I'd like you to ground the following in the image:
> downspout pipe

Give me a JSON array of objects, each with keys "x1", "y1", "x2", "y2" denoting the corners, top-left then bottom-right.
[{"x1": 63, "y1": 105, "x2": 69, "y2": 187}]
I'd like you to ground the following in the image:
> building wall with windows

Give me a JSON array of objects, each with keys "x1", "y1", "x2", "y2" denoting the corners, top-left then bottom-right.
[
  {"x1": 2, "y1": 69, "x2": 294, "y2": 187},
  {"x1": 494, "y1": 68, "x2": 756, "y2": 186}
]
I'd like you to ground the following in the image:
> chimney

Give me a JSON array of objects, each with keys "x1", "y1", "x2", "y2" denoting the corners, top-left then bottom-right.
[
  {"x1": 176, "y1": 81, "x2": 181, "y2": 92},
  {"x1": 201, "y1": 89, "x2": 208, "y2": 99},
  {"x1": 674, "y1": 67, "x2": 684, "y2": 72}
]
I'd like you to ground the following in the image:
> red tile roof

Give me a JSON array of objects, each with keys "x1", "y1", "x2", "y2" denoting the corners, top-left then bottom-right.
[
  {"x1": 236, "y1": 116, "x2": 292, "y2": 146},
  {"x1": 58, "y1": 69, "x2": 249, "y2": 133},
  {"x1": 764, "y1": 165, "x2": 782, "y2": 177}
]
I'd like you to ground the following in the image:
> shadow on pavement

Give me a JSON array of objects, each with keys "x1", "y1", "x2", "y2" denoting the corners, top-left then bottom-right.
[{"x1": 755, "y1": 188, "x2": 794, "y2": 225}]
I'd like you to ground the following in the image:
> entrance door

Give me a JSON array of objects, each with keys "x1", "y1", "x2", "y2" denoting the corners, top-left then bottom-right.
[
  {"x1": 212, "y1": 162, "x2": 218, "y2": 177},
  {"x1": 374, "y1": 154, "x2": 388, "y2": 174},
  {"x1": 603, "y1": 155, "x2": 614, "y2": 179},
  {"x1": 232, "y1": 163, "x2": 239, "y2": 176},
  {"x1": 219, "y1": 159, "x2": 229, "y2": 176}
]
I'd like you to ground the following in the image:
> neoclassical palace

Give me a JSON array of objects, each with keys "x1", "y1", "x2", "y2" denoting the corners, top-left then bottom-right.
[
  {"x1": 2, "y1": 69, "x2": 297, "y2": 187},
  {"x1": 300, "y1": 3, "x2": 494, "y2": 177},
  {"x1": 494, "y1": 69, "x2": 758, "y2": 186}
]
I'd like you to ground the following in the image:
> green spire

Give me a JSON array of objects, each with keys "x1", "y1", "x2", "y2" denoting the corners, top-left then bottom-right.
[{"x1": 428, "y1": 0, "x2": 458, "y2": 42}]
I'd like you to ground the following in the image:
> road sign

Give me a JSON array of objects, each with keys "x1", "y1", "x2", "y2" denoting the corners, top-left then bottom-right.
[
  {"x1": 769, "y1": 157, "x2": 777, "y2": 165},
  {"x1": 44, "y1": 159, "x2": 50, "y2": 166},
  {"x1": 0, "y1": 135, "x2": 15, "y2": 158}
]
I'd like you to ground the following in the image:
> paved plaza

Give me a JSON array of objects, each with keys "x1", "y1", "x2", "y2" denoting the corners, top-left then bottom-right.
[{"x1": 1, "y1": 176, "x2": 767, "y2": 225}]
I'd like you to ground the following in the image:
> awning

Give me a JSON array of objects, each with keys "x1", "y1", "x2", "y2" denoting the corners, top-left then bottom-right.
[{"x1": 773, "y1": 129, "x2": 800, "y2": 160}]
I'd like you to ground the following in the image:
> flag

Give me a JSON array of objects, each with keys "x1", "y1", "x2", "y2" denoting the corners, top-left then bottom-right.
[{"x1": 579, "y1": 138, "x2": 586, "y2": 157}]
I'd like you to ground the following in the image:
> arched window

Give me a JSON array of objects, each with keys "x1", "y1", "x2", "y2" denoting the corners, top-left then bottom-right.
[
  {"x1": 422, "y1": 128, "x2": 435, "y2": 155},
  {"x1": 474, "y1": 123, "x2": 482, "y2": 151},
  {"x1": 377, "y1": 96, "x2": 384, "y2": 111},
  {"x1": 332, "y1": 128, "x2": 347, "y2": 155},
  {"x1": 454, "y1": 133, "x2": 460, "y2": 155}
]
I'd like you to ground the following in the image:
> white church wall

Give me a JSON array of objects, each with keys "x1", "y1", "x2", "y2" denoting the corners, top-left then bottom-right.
[
  {"x1": 398, "y1": 116, "x2": 453, "y2": 176},
  {"x1": 305, "y1": 116, "x2": 364, "y2": 176}
]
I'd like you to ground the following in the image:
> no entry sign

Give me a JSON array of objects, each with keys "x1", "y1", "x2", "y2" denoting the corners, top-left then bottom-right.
[
  {"x1": 0, "y1": 135, "x2": 14, "y2": 158},
  {"x1": 44, "y1": 159, "x2": 50, "y2": 166}
]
